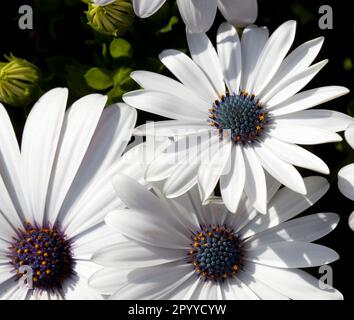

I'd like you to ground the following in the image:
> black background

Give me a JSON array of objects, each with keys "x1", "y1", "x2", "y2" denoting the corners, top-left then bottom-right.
[{"x1": 0, "y1": 0, "x2": 353, "y2": 300}]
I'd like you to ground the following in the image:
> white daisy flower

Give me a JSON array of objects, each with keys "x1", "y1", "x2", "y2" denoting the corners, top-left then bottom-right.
[
  {"x1": 338, "y1": 123, "x2": 354, "y2": 230},
  {"x1": 0, "y1": 88, "x2": 147, "y2": 300},
  {"x1": 131, "y1": 0, "x2": 257, "y2": 33},
  {"x1": 90, "y1": 174, "x2": 342, "y2": 300},
  {"x1": 123, "y1": 21, "x2": 352, "y2": 214}
]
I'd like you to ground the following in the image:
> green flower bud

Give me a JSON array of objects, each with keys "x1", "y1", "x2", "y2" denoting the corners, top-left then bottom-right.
[
  {"x1": 0, "y1": 54, "x2": 41, "y2": 107},
  {"x1": 86, "y1": 0, "x2": 134, "y2": 37}
]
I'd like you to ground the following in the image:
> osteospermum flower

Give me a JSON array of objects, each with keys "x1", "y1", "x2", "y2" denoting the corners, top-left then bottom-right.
[
  {"x1": 0, "y1": 88, "x2": 145, "y2": 299},
  {"x1": 338, "y1": 123, "x2": 354, "y2": 230},
  {"x1": 123, "y1": 21, "x2": 352, "y2": 214},
  {"x1": 90, "y1": 174, "x2": 342, "y2": 300},
  {"x1": 131, "y1": 0, "x2": 257, "y2": 33}
]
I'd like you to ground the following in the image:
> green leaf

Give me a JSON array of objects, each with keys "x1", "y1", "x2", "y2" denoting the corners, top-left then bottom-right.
[
  {"x1": 109, "y1": 38, "x2": 133, "y2": 59},
  {"x1": 158, "y1": 16, "x2": 179, "y2": 34},
  {"x1": 84, "y1": 67, "x2": 113, "y2": 90}
]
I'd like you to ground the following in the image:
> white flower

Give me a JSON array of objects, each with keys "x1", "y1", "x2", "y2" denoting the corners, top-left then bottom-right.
[
  {"x1": 338, "y1": 123, "x2": 354, "y2": 231},
  {"x1": 0, "y1": 88, "x2": 146, "y2": 300},
  {"x1": 132, "y1": 0, "x2": 257, "y2": 33},
  {"x1": 92, "y1": 0, "x2": 116, "y2": 6},
  {"x1": 123, "y1": 21, "x2": 352, "y2": 214},
  {"x1": 90, "y1": 174, "x2": 342, "y2": 300}
]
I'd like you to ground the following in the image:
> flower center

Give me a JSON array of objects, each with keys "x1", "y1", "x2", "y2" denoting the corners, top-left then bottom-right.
[
  {"x1": 208, "y1": 91, "x2": 267, "y2": 144},
  {"x1": 188, "y1": 225, "x2": 242, "y2": 281},
  {"x1": 10, "y1": 222, "x2": 74, "y2": 291}
]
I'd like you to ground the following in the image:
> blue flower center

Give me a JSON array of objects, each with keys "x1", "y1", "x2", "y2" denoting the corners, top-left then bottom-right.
[
  {"x1": 189, "y1": 225, "x2": 242, "y2": 281},
  {"x1": 209, "y1": 91, "x2": 267, "y2": 144},
  {"x1": 11, "y1": 222, "x2": 74, "y2": 290}
]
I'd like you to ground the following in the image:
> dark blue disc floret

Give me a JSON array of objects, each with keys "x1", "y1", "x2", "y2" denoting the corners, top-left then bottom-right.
[
  {"x1": 10, "y1": 222, "x2": 74, "y2": 291},
  {"x1": 208, "y1": 91, "x2": 267, "y2": 144},
  {"x1": 189, "y1": 225, "x2": 242, "y2": 281}
]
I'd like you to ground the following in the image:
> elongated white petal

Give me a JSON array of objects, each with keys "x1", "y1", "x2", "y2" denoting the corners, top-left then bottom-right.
[
  {"x1": 21, "y1": 88, "x2": 68, "y2": 224},
  {"x1": 252, "y1": 21, "x2": 297, "y2": 95},
  {"x1": 132, "y1": 0, "x2": 166, "y2": 18},
  {"x1": 223, "y1": 277, "x2": 259, "y2": 300},
  {"x1": 177, "y1": 0, "x2": 218, "y2": 33},
  {"x1": 89, "y1": 268, "x2": 130, "y2": 295},
  {"x1": 243, "y1": 146, "x2": 267, "y2": 214},
  {"x1": 269, "y1": 86, "x2": 349, "y2": 115},
  {"x1": 240, "y1": 176, "x2": 329, "y2": 238},
  {"x1": 134, "y1": 120, "x2": 210, "y2": 137},
  {"x1": 349, "y1": 212, "x2": 354, "y2": 231},
  {"x1": 246, "y1": 212, "x2": 339, "y2": 248},
  {"x1": 217, "y1": 22, "x2": 242, "y2": 94},
  {"x1": 198, "y1": 139, "x2": 231, "y2": 202},
  {"x1": 45, "y1": 94, "x2": 107, "y2": 226},
  {"x1": 130, "y1": 70, "x2": 211, "y2": 110},
  {"x1": 260, "y1": 37, "x2": 324, "y2": 99},
  {"x1": 123, "y1": 90, "x2": 206, "y2": 121},
  {"x1": 218, "y1": 0, "x2": 258, "y2": 27},
  {"x1": 187, "y1": 31, "x2": 225, "y2": 95},
  {"x1": 159, "y1": 49, "x2": 218, "y2": 101},
  {"x1": 269, "y1": 124, "x2": 342, "y2": 145},
  {"x1": 338, "y1": 164, "x2": 354, "y2": 201},
  {"x1": 345, "y1": 123, "x2": 354, "y2": 148},
  {"x1": 243, "y1": 263, "x2": 343, "y2": 300},
  {"x1": 253, "y1": 142, "x2": 306, "y2": 195},
  {"x1": 241, "y1": 26, "x2": 269, "y2": 92},
  {"x1": 220, "y1": 145, "x2": 245, "y2": 213},
  {"x1": 264, "y1": 60, "x2": 328, "y2": 107},
  {"x1": 246, "y1": 241, "x2": 339, "y2": 268},
  {"x1": 262, "y1": 136, "x2": 329, "y2": 174},
  {"x1": 274, "y1": 110, "x2": 353, "y2": 132}
]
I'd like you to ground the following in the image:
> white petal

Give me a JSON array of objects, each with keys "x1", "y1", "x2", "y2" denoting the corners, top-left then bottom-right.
[
  {"x1": 244, "y1": 263, "x2": 343, "y2": 300},
  {"x1": 253, "y1": 142, "x2": 306, "y2": 195},
  {"x1": 274, "y1": 109, "x2": 353, "y2": 133},
  {"x1": 218, "y1": 0, "x2": 258, "y2": 27},
  {"x1": 223, "y1": 277, "x2": 259, "y2": 300},
  {"x1": 21, "y1": 88, "x2": 68, "y2": 224},
  {"x1": 269, "y1": 124, "x2": 342, "y2": 145},
  {"x1": 89, "y1": 267, "x2": 130, "y2": 295},
  {"x1": 134, "y1": 120, "x2": 210, "y2": 137},
  {"x1": 243, "y1": 147, "x2": 267, "y2": 214},
  {"x1": 62, "y1": 275, "x2": 103, "y2": 300},
  {"x1": 240, "y1": 176, "x2": 329, "y2": 238},
  {"x1": 0, "y1": 265, "x2": 14, "y2": 284},
  {"x1": 45, "y1": 94, "x2": 107, "y2": 226},
  {"x1": 187, "y1": 31, "x2": 225, "y2": 95},
  {"x1": 93, "y1": 241, "x2": 184, "y2": 268},
  {"x1": 123, "y1": 90, "x2": 206, "y2": 121},
  {"x1": 246, "y1": 212, "x2": 339, "y2": 248},
  {"x1": 0, "y1": 104, "x2": 29, "y2": 219},
  {"x1": 251, "y1": 21, "x2": 297, "y2": 95},
  {"x1": 93, "y1": 0, "x2": 116, "y2": 6},
  {"x1": 345, "y1": 123, "x2": 354, "y2": 148},
  {"x1": 220, "y1": 145, "x2": 245, "y2": 213},
  {"x1": 260, "y1": 37, "x2": 324, "y2": 99},
  {"x1": 338, "y1": 163, "x2": 354, "y2": 201},
  {"x1": 198, "y1": 139, "x2": 232, "y2": 202},
  {"x1": 246, "y1": 241, "x2": 339, "y2": 268},
  {"x1": 269, "y1": 86, "x2": 349, "y2": 115},
  {"x1": 237, "y1": 271, "x2": 288, "y2": 300},
  {"x1": 217, "y1": 22, "x2": 242, "y2": 93},
  {"x1": 132, "y1": 0, "x2": 166, "y2": 18},
  {"x1": 159, "y1": 49, "x2": 218, "y2": 101},
  {"x1": 262, "y1": 136, "x2": 329, "y2": 174},
  {"x1": 349, "y1": 211, "x2": 354, "y2": 231},
  {"x1": 241, "y1": 25, "x2": 269, "y2": 92},
  {"x1": 177, "y1": 0, "x2": 218, "y2": 33},
  {"x1": 130, "y1": 70, "x2": 211, "y2": 109},
  {"x1": 110, "y1": 262, "x2": 194, "y2": 300},
  {"x1": 264, "y1": 60, "x2": 328, "y2": 107}
]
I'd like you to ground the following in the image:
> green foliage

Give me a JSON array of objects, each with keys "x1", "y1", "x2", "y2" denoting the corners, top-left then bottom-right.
[
  {"x1": 110, "y1": 38, "x2": 133, "y2": 59},
  {"x1": 85, "y1": 67, "x2": 113, "y2": 90}
]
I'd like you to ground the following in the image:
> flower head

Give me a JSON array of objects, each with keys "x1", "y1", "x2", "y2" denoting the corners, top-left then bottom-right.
[
  {"x1": 0, "y1": 54, "x2": 41, "y2": 107},
  {"x1": 132, "y1": 0, "x2": 257, "y2": 33},
  {"x1": 0, "y1": 87, "x2": 149, "y2": 299},
  {"x1": 87, "y1": 0, "x2": 134, "y2": 37},
  {"x1": 338, "y1": 122, "x2": 354, "y2": 230},
  {"x1": 90, "y1": 174, "x2": 342, "y2": 300},
  {"x1": 123, "y1": 21, "x2": 351, "y2": 214}
]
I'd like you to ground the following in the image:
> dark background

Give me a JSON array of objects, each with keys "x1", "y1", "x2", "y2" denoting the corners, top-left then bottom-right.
[{"x1": 0, "y1": 0, "x2": 353, "y2": 299}]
